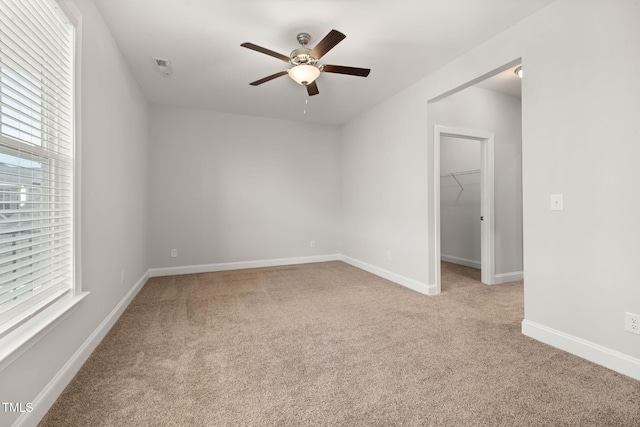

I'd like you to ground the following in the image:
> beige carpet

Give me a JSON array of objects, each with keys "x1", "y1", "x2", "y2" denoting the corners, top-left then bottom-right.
[{"x1": 40, "y1": 261, "x2": 640, "y2": 426}]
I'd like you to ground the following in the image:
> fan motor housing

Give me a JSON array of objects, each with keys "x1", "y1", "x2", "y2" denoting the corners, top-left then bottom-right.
[{"x1": 290, "y1": 48, "x2": 317, "y2": 66}]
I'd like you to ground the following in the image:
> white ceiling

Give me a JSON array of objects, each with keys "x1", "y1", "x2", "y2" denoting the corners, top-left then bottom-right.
[{"x1": 94, "y1": 0, "x2": 548, "y2": 125}]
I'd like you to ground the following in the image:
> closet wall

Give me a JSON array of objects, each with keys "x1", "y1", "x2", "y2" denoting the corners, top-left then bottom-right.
[{"x1": 440, "y1": 137, "x2": 481, "y2": 268}]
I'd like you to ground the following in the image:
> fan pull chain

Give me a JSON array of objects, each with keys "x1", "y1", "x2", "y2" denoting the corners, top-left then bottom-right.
[{"x1": 303, "y1": 98, "x2": 309, "y2": 116}]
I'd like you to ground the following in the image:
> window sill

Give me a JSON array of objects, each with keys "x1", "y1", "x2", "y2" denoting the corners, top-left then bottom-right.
[{"x1": 0, "y1": 292, "x2": 90, "y2": 373}]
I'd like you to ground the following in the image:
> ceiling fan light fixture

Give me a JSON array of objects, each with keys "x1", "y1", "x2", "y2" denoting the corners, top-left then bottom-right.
[
  {"x1": 288, "y1": 64, "x2": 320, "y2": 86},
  {"x1": 242, "y1": 30, "x2": 370, "y2": 97}
]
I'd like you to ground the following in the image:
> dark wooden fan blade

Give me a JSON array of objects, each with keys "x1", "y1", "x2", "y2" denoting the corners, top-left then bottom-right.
[
  {"x1": 310, "y1": 30, "x2": 346, "y2": 59},
  {"x1": 322, "y1": 64, "x2": 371, "y2": 77},
  {"x1": 306, "y1": 81, "x2": 319, "y2": 96},
  {"x1": 241, "y1": 42, "x2": 290, "y2": 62},
  {"x1": 249, "y1": 71, "x2": 288, "y2": 86}
]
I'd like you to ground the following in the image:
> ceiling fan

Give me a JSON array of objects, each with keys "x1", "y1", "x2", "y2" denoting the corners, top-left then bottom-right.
[{"x1": 241, "y1": 30, "x2": 370, "y2": 97}]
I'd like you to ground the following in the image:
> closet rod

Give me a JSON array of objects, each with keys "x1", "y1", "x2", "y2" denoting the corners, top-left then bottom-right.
[{"x1": 440, "y1": 169, "x2": 480, "y2": 191}]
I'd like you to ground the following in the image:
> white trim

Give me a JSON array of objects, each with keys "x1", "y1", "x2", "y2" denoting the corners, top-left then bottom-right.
[
  {"x1": 340, "y1": 255, "x2": 435, "y2": 296},
  {"x1": 433, "y1": 125, "x2": 496, "y2": 294},
  {"x1": 494, "y1": 271, "x2": 524, "y2": 284},
  {"x1": 437, "y1": 254, "x2": 523, "y2": 284},
  {"x1": 522, "y1": 319, "x2": 640, "y2": 381},
  {"x1": 440, "y1": 254, "x2": 481, "y2": 270},
  {"x1": 480, "y1": 132, "x2": 496, "y2": 285},
  {"x1": 148, "y1": 254, "x2": 435, "y2": 295},
  {"x1": 68, "y1": 0, "x2": 83, "y2": 300},
  {"x1": 55, "y1": 0, "x2": 82, "y2": 27},
  {"x1": 12, "y1": 271, "x2": 149, "y2": 427},
  {"x1": 433, "y1": 127, "x2": 442, "y2": 293},
  {"x1": 0, "y1": 293, "x2": 89, "y2": 373},
  {"x1": 148, "y1": 254, "x2": 341, "y2": 278}
]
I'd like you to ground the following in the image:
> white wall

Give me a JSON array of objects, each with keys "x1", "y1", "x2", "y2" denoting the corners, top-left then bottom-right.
[
  {"x1": 439, "y1": 136, "x2": 482, "y2": 267},
  {"x1": 147, "y1": 106, "x2": 342, "y2": 269},
  {"x1": 518, "y1": 0, "x2": 640, "y2": 364},
  {"x1": 430, "y1": 87, "x2": 523, "y2": 275},
  {"x1": 0, "y1": 0, "x2": 150, "y2": 425},
  {"x1": 341, "y1": 91, "x2": 429, "y2": 284},
  {"x1": 340, "y1": 0, "x2": 640, "y2": 375}
]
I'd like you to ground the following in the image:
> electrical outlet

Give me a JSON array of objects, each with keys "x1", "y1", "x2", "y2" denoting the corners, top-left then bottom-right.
[
  {"x1": 625, "y1": 312, "x2": 640, "y2": 335},
  {"x1": 386, "y1": 251, "x2": 391, "y2": 261},
  {"x1": 310, "y1": 240, "x2": 316, "y2": 248},
  {"x1": 120, "y1": 270, "x2": 125, "y2": 285},
  {"x1": 170, "y1": 249, "x2": 177, "y2": 258}
]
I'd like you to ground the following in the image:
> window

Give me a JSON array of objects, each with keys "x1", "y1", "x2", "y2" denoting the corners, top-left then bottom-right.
[{"x1": 0, "y1": 0, "x2": 75, "y2": 338}]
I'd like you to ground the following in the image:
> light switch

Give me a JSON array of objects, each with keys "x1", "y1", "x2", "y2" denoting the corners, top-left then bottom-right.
[{"x1": 550, "y1": 194, "x2": 563, "y2": 211}]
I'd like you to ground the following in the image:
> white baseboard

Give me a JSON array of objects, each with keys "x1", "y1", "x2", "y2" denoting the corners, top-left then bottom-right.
[
  {"x1": 149, "y1": 254, "x2": 435, "y2": 296},
  {"x1": 494, "y1": 271, "x2": 524, "y2": 284},
  {"x1": 148, "y1": 254, "x2": 341, "y2": 278},
  {"x1": 340, "y1": 255, "x2": 434, "y2": 296},
  {"x1": 441, "y1": 254, "x2": 481, "y2": 270},
  {"x1": 14, "y1": 271, "x2": 150, "y2": 427},
  {"x1": 522, "y1": 319, "x2": 640, "y2": 381},
  {"x1": 440, "y1": 254, "x2": 523, "y2": 285},
  {"x1": 148, "y1": 253, "x2": 434, "y2": 296}
]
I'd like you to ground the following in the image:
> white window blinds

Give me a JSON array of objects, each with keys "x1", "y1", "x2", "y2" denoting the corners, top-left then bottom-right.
[{"x1": 0, "y1": 0, "x2": 74, "y2": 336}]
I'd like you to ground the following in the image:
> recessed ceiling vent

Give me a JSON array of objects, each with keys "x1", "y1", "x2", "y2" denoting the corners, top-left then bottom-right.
[{"x1": 153, "y1": 57, "x2": 172, "y2": 76}]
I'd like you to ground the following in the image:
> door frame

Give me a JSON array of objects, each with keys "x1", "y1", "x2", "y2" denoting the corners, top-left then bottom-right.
[{"x1": 434, "y1": 125, "x2": 495, "y2": 294}]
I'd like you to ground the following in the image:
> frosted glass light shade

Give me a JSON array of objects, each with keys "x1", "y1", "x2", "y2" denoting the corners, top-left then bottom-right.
[{"x1": 288, "y1": 65, "x2": 320, "y2": 85}]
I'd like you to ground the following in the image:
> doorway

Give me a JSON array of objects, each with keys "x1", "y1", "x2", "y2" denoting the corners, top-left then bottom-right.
[
  {"x1": 427, "y1": 60, "x2": 524, "y2": 296},
  {"x1": 439, "y1": 136, "x2": 482, "y2": 275},
  {"x1": 434, "y1": 126, "x2": 495, "y2": 294}
]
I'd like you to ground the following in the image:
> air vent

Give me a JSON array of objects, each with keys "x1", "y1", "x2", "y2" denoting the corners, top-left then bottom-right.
[{"x1": 152, "y1": 57, "x2": 172, "y2": 76}]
